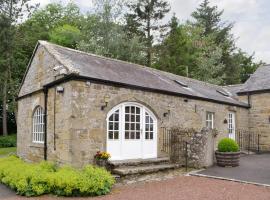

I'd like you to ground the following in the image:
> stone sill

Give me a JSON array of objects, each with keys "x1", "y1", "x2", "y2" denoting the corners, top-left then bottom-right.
[{"x1": 29, "y1": 143, "x2": 44, "y2": 148}]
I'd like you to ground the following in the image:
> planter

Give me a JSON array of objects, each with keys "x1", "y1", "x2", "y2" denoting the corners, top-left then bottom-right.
[
  {"x1": 215, "y1": 151, "x2": 240, "y2": 167},
  {"x1": 95, "y1": 159, "x2": 108, "y2": 168}
]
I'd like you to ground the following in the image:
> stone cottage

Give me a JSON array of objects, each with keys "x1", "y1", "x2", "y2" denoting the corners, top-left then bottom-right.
[{"x1": 17, "y1": 41, "x2": 270, "y2": 167}]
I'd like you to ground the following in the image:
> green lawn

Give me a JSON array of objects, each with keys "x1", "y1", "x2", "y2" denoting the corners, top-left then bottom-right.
[{"x1": 0, "y1": 147, "x2": 17, "y2": 156}]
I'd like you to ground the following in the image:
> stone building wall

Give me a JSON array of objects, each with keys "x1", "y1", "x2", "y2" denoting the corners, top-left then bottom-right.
[
  {"x1": 65, "y1": 80, "x2": 249, "y2": 167},
  {"x1": 248, "y1": 93, "x2": 270, "y2": 150},
  {"x1": 17, "y1": 92, "x2": 45, "y2": 162},
  {"x1": 17, "y1": 78, "x2": 249, "y2": 167},
  {"x1": 19, "y1": 45, "x2": 62, "y2": 97}
]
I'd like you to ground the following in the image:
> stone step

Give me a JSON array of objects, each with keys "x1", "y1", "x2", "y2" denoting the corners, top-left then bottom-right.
[
  {"x1": 112, "y1": 163, "x2": 179, "y2": 176},
  {"x1": 108, "y1": 157, "x2": 170, "y2": 168}
]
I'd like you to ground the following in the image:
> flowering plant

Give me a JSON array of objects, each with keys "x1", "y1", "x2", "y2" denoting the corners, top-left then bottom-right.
[{"x1": 94, "y1": 151, "x2": 111, "y2": 160}]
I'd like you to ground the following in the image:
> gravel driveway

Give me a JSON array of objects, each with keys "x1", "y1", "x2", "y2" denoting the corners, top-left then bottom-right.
[{"x1": 1, "y1": 176, "x2": 270, "y2": 200}]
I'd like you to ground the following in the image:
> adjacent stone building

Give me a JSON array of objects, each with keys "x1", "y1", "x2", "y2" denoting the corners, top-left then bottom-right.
[{"x1": 17, "y1": 41, "x2": 270, "y2": 167}]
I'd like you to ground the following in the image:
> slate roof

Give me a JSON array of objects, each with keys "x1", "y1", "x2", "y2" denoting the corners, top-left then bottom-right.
[
  {"x1": 238, "y1": 64, "x2": 270, "y2": 94},
  {"x1": 39, "y1": 41, "x2": 249, "y2": 107},
  {"x1": 224, "y1": 84, "x2": 244, "y2": 96}
]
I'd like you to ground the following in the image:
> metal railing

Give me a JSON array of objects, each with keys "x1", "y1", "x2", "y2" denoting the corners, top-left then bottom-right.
[
  {"x1": 235, "y1": 129, "x2": 261, "y2": 154},
  {"x1": 161, "y1": 127, "x2": 190, "y2": 171}
]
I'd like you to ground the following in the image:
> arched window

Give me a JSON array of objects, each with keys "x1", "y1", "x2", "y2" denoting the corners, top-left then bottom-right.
[
  {"x1": 32, "y1": 106, "x2": 45, "y2": 143},
  {"x1": 107, "y1": 102, "x2": 157, "y2": 160}
]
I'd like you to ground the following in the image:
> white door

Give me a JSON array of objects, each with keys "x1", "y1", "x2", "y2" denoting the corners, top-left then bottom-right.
[
  {"x1": 228, "y1": 112, "x2": 236, "y2": 140},
  {"x1": 107, "y1": 103, "x2": 157, "y2": 160}
]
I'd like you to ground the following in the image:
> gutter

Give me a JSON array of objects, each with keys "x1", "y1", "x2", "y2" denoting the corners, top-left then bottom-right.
[{"x1": 237, "y1": 89, "x2": 270, "y2": 96}]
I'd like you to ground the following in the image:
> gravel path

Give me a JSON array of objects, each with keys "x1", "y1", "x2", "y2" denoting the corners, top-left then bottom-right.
[{"x1": 1, "y1": 176, "x2": 270, "y2": 200}]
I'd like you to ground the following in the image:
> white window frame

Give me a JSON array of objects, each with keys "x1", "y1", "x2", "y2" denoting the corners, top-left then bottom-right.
[
  {"x1": 106, "y1": 103, "x2": 156, "y2": 141},
  {"x1": 206, "y1": 112, "x2": 214, "y2": 129},
  {"x1": 32, "y1": 106, "x2": 45, "y2": 143},
  {"x1": 228, "y1": 112, "x2": 236, "y2": 140}
]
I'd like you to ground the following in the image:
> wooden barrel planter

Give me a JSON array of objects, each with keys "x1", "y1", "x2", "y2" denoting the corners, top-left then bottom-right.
[{"x1": 215, "y1": 151, "x2": 240, "y2": 167}]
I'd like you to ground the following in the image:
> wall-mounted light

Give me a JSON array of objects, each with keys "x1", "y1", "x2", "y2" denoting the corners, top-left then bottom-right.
[
  {"x1": 163, "y1": 104, "x2": 171, "y2": 117},
  {"x1": 223, "y1": 119, "x2": 228, "y2": 124},
  {"x1": 56, "y1": 86, "x2": 64, "y2": 93},
  {"x1": 268, "y1": 116, "x2": 270, "y2": 123},
  {"x1": 101, "y1": 94, "x2": 110, "y2": 110}
]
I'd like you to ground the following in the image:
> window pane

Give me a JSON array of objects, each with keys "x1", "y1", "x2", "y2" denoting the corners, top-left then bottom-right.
[
  {"x1": 136, "y1": 123, "x2": 140, "y2": 130},
  {"x1": 145, "y1": 132, "x2": 149, "y2": 139},
  {"x1": 150, "y1": 133, "x2": 153, "y2": 139},
  {"x1": 125, "y1": 107, "x2": 130, "y2": 113},
  {"x1": 114, "y1": 132, "x2": 119, "y2": 139},
  {"x1": 136, "y1": 132, "x2": 140, "y2": 139},
  {"x1": 145, "y1": 116, "x2": 149, "y2": 123},
  {"x1": 125, "y1": 123, "x2": 129, "y2": 130},
  {"x1": 145, "y1": 124, "x2": 149, "y2": 131},
  {"x1": 136, "y1": 115, "x2": 140, "y2": 122},
  {"x1": 150, "y1": 124, "x2": 153, "y2": 131},
  {"x1": 130, "y1": 132, "x2": 135, "y2": 139},
  {"x1": 109, "y1": 132, "x2": 113, "y2": 139},
  {"x1": 136, "y1": 107, "x2": 140, "y2": 114},
  {"x1": 125, "y1": 132, "x2": 129, "y2": 139},
  {"x1": 131, "y1": 115, "x2": 135, "y2": 122},
  {"x1": 114, "y1": 122, "x2": 119, "y2": 130},
  {"x1": 131, "y1": 106, "x2": 135, "y2": 113},
  {"x1": 131, "y1": 123, "x2": 135, "y2": 130},
  {"x1": 115, "y1": 113, "x2": 119, "y2": 121},
  {"x1": 109, "y1": 115, "x2": 113, "y2": 121},
  {"x1": 109, "y1": 122, "x2": 113, "y2": 130}
]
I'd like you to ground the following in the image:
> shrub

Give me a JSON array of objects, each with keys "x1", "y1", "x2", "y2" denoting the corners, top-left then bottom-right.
[
  {"x1": 0, "y1": 156, "x2": 115, "y2": 197},
  {"x1": 218, "y1": 138, "x2": 239, "y2": 152},
  {"x1": 0, "y1": 135, "x2": 17, "y2": 148}
]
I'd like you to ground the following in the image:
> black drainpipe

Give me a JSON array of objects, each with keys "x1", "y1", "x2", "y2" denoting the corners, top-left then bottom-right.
[
  {"x1": 44, "y1": 87, "x2": 48, "y2": 160},
  {"x1": 247, "y1": 92, "x2": 251, "y2": 107}
]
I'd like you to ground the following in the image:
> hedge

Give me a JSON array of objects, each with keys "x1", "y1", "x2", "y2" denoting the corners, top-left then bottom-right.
[
  {"x1": 0, "y1": 135, "x2": 17, "y2": 148},
  {"x1": 0, "y1": 156, "x2": 115, "y2": 197}
]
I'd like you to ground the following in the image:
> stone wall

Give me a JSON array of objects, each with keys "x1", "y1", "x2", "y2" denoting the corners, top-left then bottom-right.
[
  {"x1": 17, "y1": 78, "x2": 249, "y2": 167},
  {"x1": 19, "y1": 45, "x2": 62, "y2": 97},
  {"x1": 64, "y1": 80, "x2": 249, "y2": 167},
  {"x1": 168, "y1": 127, "x2": 216, "y2": 168},
  {"x1": 248, "y1": 93, "x2": 270, "y2": 151}
]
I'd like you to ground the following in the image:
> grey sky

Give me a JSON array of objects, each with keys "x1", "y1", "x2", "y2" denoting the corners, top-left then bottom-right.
[{"x1": 32, "y1": 0, "x2": 270, "y2": 63}]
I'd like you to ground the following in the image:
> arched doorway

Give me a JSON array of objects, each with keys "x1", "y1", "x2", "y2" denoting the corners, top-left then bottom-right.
[{"x1": 106, "y1": 102, "x2": 157, "y2": 160}]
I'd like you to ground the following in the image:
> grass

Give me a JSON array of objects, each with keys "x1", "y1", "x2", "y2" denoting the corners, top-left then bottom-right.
[{"x1": 0, "y1": 147, "x2": 16, "y2": 156}]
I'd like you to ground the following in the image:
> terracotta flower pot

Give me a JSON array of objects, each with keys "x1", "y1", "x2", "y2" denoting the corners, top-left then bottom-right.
[{"x1": 215, "y1": 151, "x2": 240, "y2": 167}]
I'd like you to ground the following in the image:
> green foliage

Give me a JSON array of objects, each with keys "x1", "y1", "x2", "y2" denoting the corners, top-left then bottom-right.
[
  {"x1": 218, "y1": 138, "x2": 239, "y2": 152},
  {"x1": 126, "y1": 0, "x2": 171, "y2": 67},
  {"x1": 0, "y1": 134, "x2": 16, "y2": 147},
  {"x1": 49, "y1": 24, "x2": 81, "y2": 48},
  {"x1": 0, "y1": 156, "x2": 115, "y2": 197}
]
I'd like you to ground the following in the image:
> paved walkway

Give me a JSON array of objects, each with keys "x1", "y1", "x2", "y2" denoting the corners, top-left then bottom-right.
[
  {"x1": 1, "y1": 176, "x2": 270, "y2": 200},
  {"x1": 194, "y1": 153, "x2": 270, "y2": 185}
]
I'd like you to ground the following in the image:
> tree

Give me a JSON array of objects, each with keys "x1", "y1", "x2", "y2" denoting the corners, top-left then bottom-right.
[
  {"x1": 154, "y1": 15, "x2": 195, "y2": 76},
  {"x1": 78, "y1": 0, "x2": 146, "y2": 65},
  {"x1": 126, "y1": 0, "x2": 170, "y2": 67},
  {"x1": 191, "y1": 0, "x2": 260, "y2": 84},
  {"x1": 49, "y1": 24, "x2": 81, "y2": 48},
  {"x1": 0, "y1": 0, "x2": 36, "y2": 135}
]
